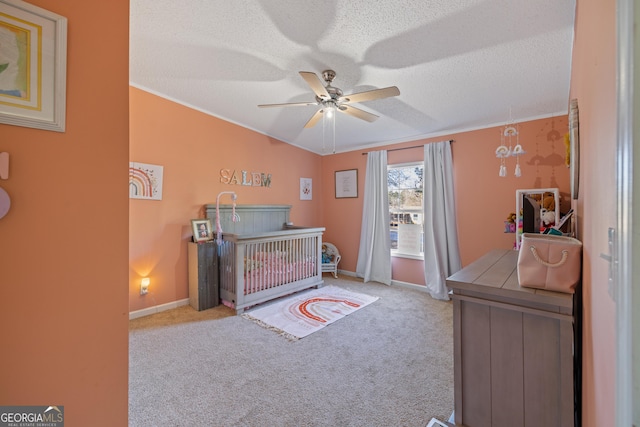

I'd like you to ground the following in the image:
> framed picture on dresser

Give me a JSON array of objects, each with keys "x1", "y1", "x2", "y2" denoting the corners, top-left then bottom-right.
[{"x1": 191, "y1": 219, "x2": 213, "y2": 242}]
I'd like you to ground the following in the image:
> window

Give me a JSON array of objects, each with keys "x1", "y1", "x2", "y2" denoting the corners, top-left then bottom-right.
[{"x1": 388, "y1": 162, "x2": 423, "y2": 258}]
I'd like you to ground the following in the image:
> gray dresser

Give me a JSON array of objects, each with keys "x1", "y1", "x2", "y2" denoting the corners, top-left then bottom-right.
[{"x1": 446, "y1": 249, "x2": 580, "y2": 427}]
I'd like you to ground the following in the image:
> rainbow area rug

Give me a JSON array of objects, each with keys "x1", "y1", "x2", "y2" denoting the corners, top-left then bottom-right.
[{"x1": 242, "y1": 286, "x2": 379, "y2": 340}]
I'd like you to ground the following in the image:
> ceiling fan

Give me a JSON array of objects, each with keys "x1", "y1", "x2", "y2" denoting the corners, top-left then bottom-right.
[{"x1": 258, "y1": 70, "x2": 400, "y2": 128}]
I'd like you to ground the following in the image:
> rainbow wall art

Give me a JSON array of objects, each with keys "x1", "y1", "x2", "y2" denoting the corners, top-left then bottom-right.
[{"x1": 129, "y1": 162, "x2": 163, "y2": 200}]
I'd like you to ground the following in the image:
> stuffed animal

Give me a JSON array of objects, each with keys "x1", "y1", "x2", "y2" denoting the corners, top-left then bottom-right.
[
  {"x1": 527, "y1": 192, "x2": 556, "y2": 211},
  {"x1": 540, "y1": 208, "x2": 556, "y2": 226},
  {"x1": 505, "y1": 212, "x2": 518, "y2": 233},
  {"x1": 542, "y1": 192, "x2": 555, "y2": 211},
  {"x1": 321, "y1": 244, "x2": 332, "y2": 263}
]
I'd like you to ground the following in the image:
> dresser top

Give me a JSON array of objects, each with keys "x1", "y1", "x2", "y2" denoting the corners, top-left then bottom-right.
[{"x1": 447, "y1": 249, "x2": 574, "y2": 311}]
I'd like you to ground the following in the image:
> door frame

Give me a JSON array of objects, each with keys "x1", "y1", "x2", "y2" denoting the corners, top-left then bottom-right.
[{"x1": 615, "y1": 0, "x2": 637, "y2": 424}]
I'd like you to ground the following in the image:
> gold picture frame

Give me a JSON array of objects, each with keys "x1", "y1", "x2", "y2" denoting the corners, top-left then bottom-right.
[
  {"x1": 191, "y1": 218, "x2": 213, "y2": 242},
  {"x1": 0, "y1": 0, "x2": 67, "y2": 131}
]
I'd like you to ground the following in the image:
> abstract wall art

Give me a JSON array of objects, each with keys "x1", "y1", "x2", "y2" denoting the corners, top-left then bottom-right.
[{"x1": 129, "y1": 162, "x2": 163, "y2": 200}]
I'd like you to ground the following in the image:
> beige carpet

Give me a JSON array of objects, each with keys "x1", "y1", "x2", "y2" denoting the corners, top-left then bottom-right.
[{"x1": 129, "y1": 275, "x2": 454, "y2": 427}]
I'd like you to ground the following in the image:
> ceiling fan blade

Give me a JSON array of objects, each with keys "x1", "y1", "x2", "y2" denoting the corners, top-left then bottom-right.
[
  {"x1": 299, "y1": 71, "x2": 330, "y2": 99},
  {"x1": 340, "y1": 86, "x2": 400, "y2": 104},
  {"x1": 339, "y1": 105, "x2": 379, "y2": 122},
  {"x1": 303, "y1": 109, "x2": 324, "y2": 128},
  {"x1": 258, "y1": 101, "x2": 318, "y2": 108}
]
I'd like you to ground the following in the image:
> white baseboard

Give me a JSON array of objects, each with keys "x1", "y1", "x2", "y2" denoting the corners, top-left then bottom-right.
[
  {"x1": 337, "y1": 269, "x2": 357, "y2": 278},
  {"x1": 129, "y1": 298, "x2": 190, "y2": 320},
  {"x1": 390, "y1": 279, "x2": 428, "y2": 292},
  {"x1": 338, "y1": 270, "x2": 428, "y2": 292},
  {"x1": 130, "y1": 272, "x2": 429, "y2": 320}
]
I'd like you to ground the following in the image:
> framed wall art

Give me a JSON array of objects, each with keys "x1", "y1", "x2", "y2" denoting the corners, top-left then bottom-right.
[
  {"x1": 129, "y1": 162, "x2": 164, "y2": 200},
  {"x1": 569, "y1": 98, "x2": 580, "y2": 200},
  {"x1": 0, "y1": 0, "x2": 67, "y2": 131},
  {"x1": 335, "y1": 169, "x2": 358, "y2": 198},
  {"x1": 300, "y1": 177, "x2": 312, "y2": 200}
]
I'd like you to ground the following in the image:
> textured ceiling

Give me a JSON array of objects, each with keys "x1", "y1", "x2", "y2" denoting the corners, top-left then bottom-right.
[{"x1": 130, "y1": 0, "x2": 576, "y2": 155}]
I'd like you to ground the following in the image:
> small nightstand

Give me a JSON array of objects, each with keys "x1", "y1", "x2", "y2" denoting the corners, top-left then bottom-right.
[{"x1": 188, "y1": 241, "x2": 219, "y2": 310}]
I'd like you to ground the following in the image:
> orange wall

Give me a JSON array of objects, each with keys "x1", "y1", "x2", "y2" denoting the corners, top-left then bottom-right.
[
  {"x1": 131, "y1": 85, "x2": 568, "y2": 299},
  {"x1": 570, "y1": 0, "x2": 617, "y2": 425},
  {"x1": 130, "y1": 85, "x2": 568, "y2": 298},
  {"x1": 321, "y1": 116, "x2": 570, "y2": 285},
  {"x1": 129, "y1": 87, "x2": 324, "y2": 311},
  {"x1": 0, "y1": 1, "x2": 129, "y2": 425}
]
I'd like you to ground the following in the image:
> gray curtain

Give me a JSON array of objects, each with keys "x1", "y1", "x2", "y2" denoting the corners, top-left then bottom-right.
[
  {"x1": 423, "y1": 141, "x2": 462, "y2": 300},
  {"x1": 356, "y1": 150, "x2": 392, "y2": 285}
]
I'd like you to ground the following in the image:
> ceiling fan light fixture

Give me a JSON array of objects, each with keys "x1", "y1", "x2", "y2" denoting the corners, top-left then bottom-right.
[
  {"x1": 323, "y1": 103, "x2": 336, "y2": 119},
  {"x1": 322, "y1": 103, "x2": 336, "y2": 154}
]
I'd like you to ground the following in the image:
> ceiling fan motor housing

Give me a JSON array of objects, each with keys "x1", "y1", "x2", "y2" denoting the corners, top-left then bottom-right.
[
  {"x1": 316, "y1": 86, "x2": 343, "y2": 103},
  {"x1": 315, "y1": 70, "x2": 343, "y2": 103},
  {"x1": 322, "y1": 70, "x2": 336, "y2": 84}
]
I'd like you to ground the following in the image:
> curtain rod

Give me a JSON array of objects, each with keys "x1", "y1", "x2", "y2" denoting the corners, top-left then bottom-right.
[{"x1": 361, "y1": 139, "x2": 455, "y2": 155}]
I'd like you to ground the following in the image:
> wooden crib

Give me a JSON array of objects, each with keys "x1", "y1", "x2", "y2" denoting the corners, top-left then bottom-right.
[{"x1": 205, "y1": 204, "x2": 325, "y2": 314}]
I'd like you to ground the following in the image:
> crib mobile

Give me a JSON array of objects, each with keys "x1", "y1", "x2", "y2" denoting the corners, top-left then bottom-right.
[{"x1": 215, "y1": 191, "x2": 240, "y2": 245}]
